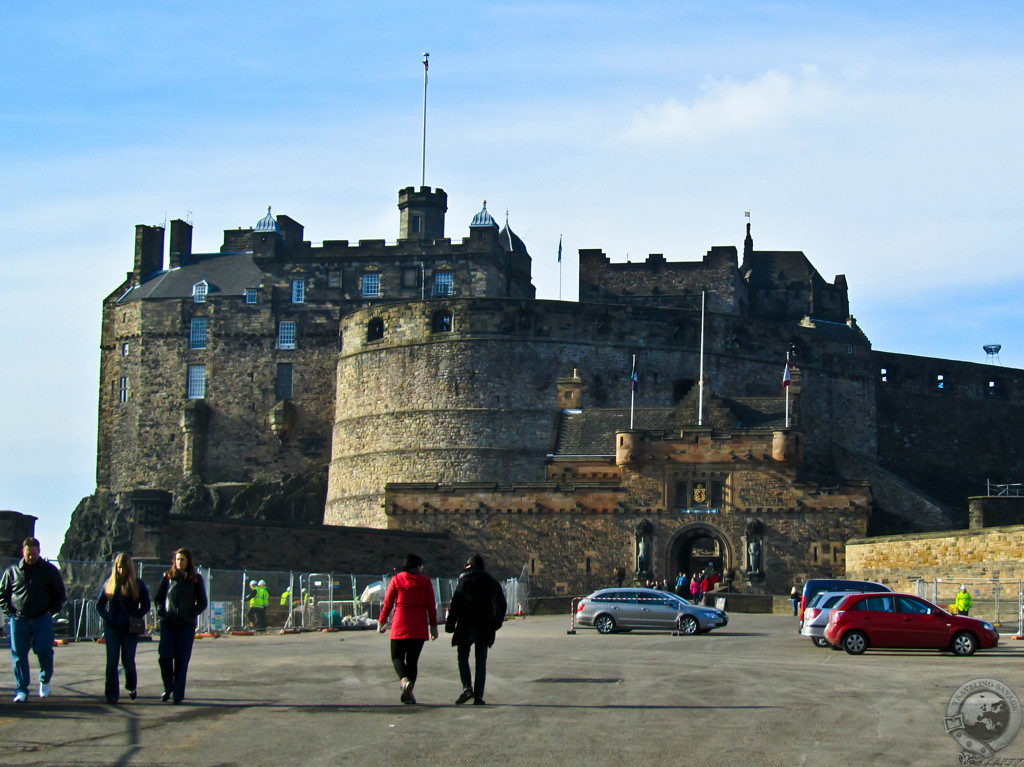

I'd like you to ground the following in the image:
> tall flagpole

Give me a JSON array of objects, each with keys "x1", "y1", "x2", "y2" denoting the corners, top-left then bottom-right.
[
  {"x1": 630, "y1": 354, "x2": 637, "y2": 429},
  {"x1": 698, "y1": 290, "x2": 706, "y2": 426},
  {"x1": 421, "y1": 53, "x2": 429, "y2": 187},
  {"x1": 784, "y1": 351, "x2": 791, "y2": 428}
]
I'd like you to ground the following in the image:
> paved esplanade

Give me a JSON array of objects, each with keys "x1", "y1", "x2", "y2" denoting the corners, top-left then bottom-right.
[{"x1": 1, "y1": 615, "x2": 1022, "y2": 766}]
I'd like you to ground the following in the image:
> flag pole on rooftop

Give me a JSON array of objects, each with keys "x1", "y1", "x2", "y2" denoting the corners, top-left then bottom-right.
[
  {"x1": 421, "y1": 53, "x2": 429, "y2": 187},
  {"x1": 630, "y1": 354, "x2": 637, "y2": 430},
  {"x1": 557, "y1": 235, "x2": 563, "y2": 301},
  {"x1": 783, "y1": 350, "x2": 792, "y2": 428},
  {"x1": 698, "y1": 290, "x2": 706, "y2": 426}
]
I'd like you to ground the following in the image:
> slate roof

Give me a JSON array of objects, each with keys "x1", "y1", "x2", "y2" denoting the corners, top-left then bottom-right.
[
  {"x1": 470, "y1": 202, "x2": 498, "y2": 229},
  {"x1": 499, "y1": 223, "x2": 529, "y2": 255},
  {"x1": 117, "y1": 252, "x2": 266, "y2": 304},
  {"x1": 553, "y1": 395, "x2": 787, "y2": 456}
]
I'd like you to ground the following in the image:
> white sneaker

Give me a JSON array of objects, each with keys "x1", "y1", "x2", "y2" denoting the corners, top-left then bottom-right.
[
  {"x1": 39, "y1": 682, "x2": 50, "y2": 698},
  {"x1": 13, "y1": 691, "x2": 27, "y2": 703}
]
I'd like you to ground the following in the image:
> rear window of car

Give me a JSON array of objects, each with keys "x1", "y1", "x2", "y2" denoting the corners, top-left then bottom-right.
[{"x1": 820, "y1": 594, "x2": 848, "y2": 608}]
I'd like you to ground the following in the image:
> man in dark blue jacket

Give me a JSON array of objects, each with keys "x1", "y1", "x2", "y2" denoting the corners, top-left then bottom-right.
[
  {"x1": 0, "y1": 538, "x2": 66, "y2": 702},
  {"x1": 445, "y1": 554, "x2": 507, "y2": 705}
]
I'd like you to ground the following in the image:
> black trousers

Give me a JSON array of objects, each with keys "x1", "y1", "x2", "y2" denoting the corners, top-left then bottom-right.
[
  {"x1": 457, "y1": 640, "x2": 488, "y2": 699},
  {"x1": 103, "y1": 625, "x2": 139, "y2": 701},
  {"x1": 158, "y1": 624, "x2": 195, "y2": 703},
  {"x1": 390, "y1": 638, "x2": 424, "y2": 683}
]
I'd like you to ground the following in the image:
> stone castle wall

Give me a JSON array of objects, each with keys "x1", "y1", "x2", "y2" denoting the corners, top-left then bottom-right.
[
  {"x1": 846, "y1": 525, "x2": 1024, "y2": 592},
  {"x1": 326, "y1": 297, "x2": 878, "y2": 527},
  {"x1": 873, "y1": 351, "x2": 1024, "y2": 511}
]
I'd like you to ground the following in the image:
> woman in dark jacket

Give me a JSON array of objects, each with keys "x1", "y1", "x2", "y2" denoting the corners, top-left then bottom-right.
[
  {"x1": 96, "y1": 553, "x2": 151, "y2": 703},
  {"x1": 154, "y1": 548, "x2": 207, "y2": 704},
  {"x1": 445, "y1": 554, "x2": 506, "y2": 705}
]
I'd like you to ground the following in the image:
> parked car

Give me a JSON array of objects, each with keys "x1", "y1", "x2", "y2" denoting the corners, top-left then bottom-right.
[
  {"x1": 575, "y1": 588, "x2": 728, "y2": 635},
  {"x1": 824, "y1": 592, "x2": 999, "y2": 656},
  {"x1": 798, "y1": 579, "x2": 892, "y2": 624},
  {"x1": 800, "y1": 591, "x2": 861, "y2": 647}
]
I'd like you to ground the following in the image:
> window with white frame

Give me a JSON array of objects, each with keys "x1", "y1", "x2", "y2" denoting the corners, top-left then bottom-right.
[
  {"x1": 434, "y1": 271, "x2": 453, "y2": 296},
  {"x1": 121, "y1": 342, "x2": 130, "y2": 356},
  {"x1": 187, "y1": 365, "x2": 206, "y2": 399},
  {"x1": 192, "y1": 281, "x2": 208, "y2": 303},
  {"x1": 245, "y1": 288, "x2": 259, "y2": 304},
  {"x1": 278, "y1": 320, "x2": 297, "y2": 349},
  {"x1": 117, "y1": 377, "x2": 129, "y2": 403},
  {"x1": 189, "y1": 317, "x2": 208, "y2": 349},
  {"x1": 362, "y1": 273, "x2": 381, "y2": 297},
  {"x1": 291, "y1": 280, "x2": 305, "y2": 303}
]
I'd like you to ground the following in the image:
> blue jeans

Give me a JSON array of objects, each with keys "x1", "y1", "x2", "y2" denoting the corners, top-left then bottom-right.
[
  {"x1": 158, "y1": 624, "x2": 195, "y2": 703},
  {"x1": 9, "y1": 614, "x2": 55, "y2": 695},
  {"x1": 104, "y1": 625, "x2": 139, "y2": 701}
]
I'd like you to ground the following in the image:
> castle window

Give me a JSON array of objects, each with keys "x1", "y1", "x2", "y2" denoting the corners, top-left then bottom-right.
[
  {"x1": 367, "y1": 317, "x2": 385, "y2": 342},
  {"x1": 245, "y1": 288, "x2": 259, "y2": 304},
  {"x1": 189, "y1": 317, "x2": 208, "y2": 349},
  {"x1": 847, "y1": 345, "x2": 853, "y2": 355},
  {"x1": 276, "y1": 363, "x2": 293, "y2": 399},
  {"x1": 121, "y1": 342, "x2": 129, "y2": 357},
  {"x1": 936, "y1": 373, "x2": 945, "y2": 391},
  {"x1": 117, "y1": 377, "x2": 129, "y2": 403},
  {"x1": 880, "y1": 367, "x2": 888, "y2": 383},
  {"x1": 187, "y1": 365, "x2": 206, "y2": 399},
  {"x1": 291, "y1": 280, "x2": 305, "y2": 304},
  {"x1": 411, "y1": 215, "x2": 422, "y2": 235},
  {"x1": 988, "y1": 379, "x2": 1001, "y2": 396},
  {"x1": 327, "y1": 271, "x2": 342, "y2": 288},
  {"x1": 433, "y1": 272, "x2": 453, "y2": 297},
  {"x1": 431, "y1": 310, "x2": 452, "y2": 334},
  {"x1": 278, "y1": 321, "x2": 296, "y2": 350},
  {"x1": 192, "y1": 281, "x2": 208, "y2": 303},
  {"x1": 362, "y1": 273, "x2": 381, "y2": 298}
]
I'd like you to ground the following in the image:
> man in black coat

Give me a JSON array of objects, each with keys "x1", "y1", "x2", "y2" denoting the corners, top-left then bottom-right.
[{"x1": 445, "y1": 554, "x2": 507, "y2": 705}]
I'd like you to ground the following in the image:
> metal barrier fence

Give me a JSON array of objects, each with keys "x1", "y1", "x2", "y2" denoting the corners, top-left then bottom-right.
[
  {"x1": 0, "y1": 557, "x2": 529, "y2": 640},
  {"x1": 913, "y1": 577, "x2": 1024, "y2": 628}
]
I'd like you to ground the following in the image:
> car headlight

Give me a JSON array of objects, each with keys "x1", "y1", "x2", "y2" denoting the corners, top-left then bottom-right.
[{"x1": 982, "y1": 622, "x2": 995, "y2": 631}]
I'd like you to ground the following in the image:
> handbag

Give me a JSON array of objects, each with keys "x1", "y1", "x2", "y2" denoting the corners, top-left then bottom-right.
[{"x1": 128, "y1": 616, "x2": 146, "y2": 635}]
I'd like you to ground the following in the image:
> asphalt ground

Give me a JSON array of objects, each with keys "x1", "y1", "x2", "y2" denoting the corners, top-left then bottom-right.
[{"x1": 0, "y1": 614, "x2": 1022, "y2": 766}]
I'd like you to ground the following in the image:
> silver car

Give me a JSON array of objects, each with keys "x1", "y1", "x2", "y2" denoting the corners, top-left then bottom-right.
[
  {"x1": 800, "y1": 591, "x2": 860, "y2": 647},
  {"x1": 575, "y1": 588, "x2": 728, "y2": 635}
]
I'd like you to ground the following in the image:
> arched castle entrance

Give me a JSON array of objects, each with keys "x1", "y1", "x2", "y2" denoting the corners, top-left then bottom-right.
[{"x1": 667, "y1": 523, "x2": 733, "y2": 577}]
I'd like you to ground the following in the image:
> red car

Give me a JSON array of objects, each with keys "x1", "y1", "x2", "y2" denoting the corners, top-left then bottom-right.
[{"x1": 824, "y1": 592, "x2": 999, "y2": 656}]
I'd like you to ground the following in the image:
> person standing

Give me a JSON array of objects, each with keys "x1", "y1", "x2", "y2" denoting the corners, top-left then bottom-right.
[
  {"x1": 377, "y1": 553, "x2": 438, "y2": 705},
  {"x1": 789, "y1": 584, "x2": 800, "y2": 616},
  {"x1": 690, "y1": 576, "x2": 701, "y2": 604},
  {"x1": 154, "y1": 549, "x2": 208, "y2": 704},
  {"x1": 255, "y1": 580, "x2": 269, "y2": 629},
  {"x1": 955, "y1": 585, "x2": 973, "y2": 616},
  {"x1": 675, "y1": 572, "x2": 689, "y2": 598},
  {"x1": 96, "y1": 553, "x2": 151, "y2": 703},
  {"x1": 0, "y1": 537, "x2": 66, "y2": 703},
  {"x1": 246, "y1": 580, "x2": 259, "y2": 629},
  {"x1": 445, "y1": 554, "x2": 507, "y2": 706}
]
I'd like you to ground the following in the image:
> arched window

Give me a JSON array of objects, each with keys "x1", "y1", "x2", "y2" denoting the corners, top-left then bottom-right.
[
  {"x1": 367, "y1": 317, "x2": 384, "y2": 342},
  {"x1": 431, "y1": 310, "x2": 453, "y2": 334}
]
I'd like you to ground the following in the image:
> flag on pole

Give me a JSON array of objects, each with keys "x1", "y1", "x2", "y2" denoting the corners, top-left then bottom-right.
[
  {"x1": 557, "y1": 235, "x2": 562, "y2": 263},
  {"x1": 782, "y1": 358, "x2": 791, "y2": 388},
  {"x1": 631, "y1": 357, "x2": 639, "y2": 392}
]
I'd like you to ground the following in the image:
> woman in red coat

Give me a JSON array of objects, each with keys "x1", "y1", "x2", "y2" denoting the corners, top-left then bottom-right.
[{"x1": 378, "y1": 553, "x2": 438, "y2": 704}]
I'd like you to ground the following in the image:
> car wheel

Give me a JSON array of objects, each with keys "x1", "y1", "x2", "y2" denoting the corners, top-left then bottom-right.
[
  {"x1": 812, "y1": 637, "x2": 829, "y2": 648},
  {"x1": 842, "y1": 631, "x2": 868, "y2": 655},
  {"x1": 678, "y1": 615, "x2": 699, "y2": 635},
  {"x1": 594, "y1": 614, "x2": 616, "y2": 634},
  {"x1": 951, "y1": 631, "x2": 978, "y2": 656}
]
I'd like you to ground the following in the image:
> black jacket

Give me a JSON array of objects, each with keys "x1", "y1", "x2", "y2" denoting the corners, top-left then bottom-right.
[
  {"x1": 0, "y1": 559, "x2": 66, "y2": 620},
  {"x1": 155, "y1": 572, "x2": 208, "y2": 629},
  {"x1": 97, "y1": 581, "x2": 151, "y2": 629},
  {"x1": 445, "y1": 567, "x2": 507, "y2": 647}
]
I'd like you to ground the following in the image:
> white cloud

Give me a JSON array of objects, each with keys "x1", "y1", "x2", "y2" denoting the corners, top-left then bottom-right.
[{"x1": 622, "y1": 67, "x2": 845, "y2": 142}]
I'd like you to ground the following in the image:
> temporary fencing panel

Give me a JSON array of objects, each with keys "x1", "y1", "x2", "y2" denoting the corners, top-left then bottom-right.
[{"x1": 914, "y1": 578, "x2": 1023, "y2": 626}]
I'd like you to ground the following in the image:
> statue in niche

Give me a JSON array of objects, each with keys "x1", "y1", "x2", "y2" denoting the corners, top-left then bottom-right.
[
  {"x1": 747, "y1": 538, "x2": 762, "y2": 574},
  {"x1": 635, "y1": 520, "x2": 653, "y2": 578}
]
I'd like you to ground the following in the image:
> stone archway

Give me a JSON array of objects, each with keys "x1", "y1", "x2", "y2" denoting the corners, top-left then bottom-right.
[{"x1": 666, "y1": 523, "x2": 733, "y2": 580}]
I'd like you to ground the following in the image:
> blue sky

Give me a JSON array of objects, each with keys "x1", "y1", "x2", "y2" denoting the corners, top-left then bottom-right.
[{"x1": 3, "y1": 1, "x2": 1023, "y2": 556}]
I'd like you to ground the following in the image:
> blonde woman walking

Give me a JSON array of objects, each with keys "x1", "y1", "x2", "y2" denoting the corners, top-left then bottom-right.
[{"x1": 96, "y1": 553, "x2": 151, "y2": 703}]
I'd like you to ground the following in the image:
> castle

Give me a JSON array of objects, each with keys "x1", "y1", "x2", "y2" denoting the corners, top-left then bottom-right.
[{"x1": 61, "y1": 186, "x2": 1024, "y2": 595}]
